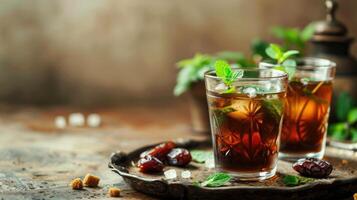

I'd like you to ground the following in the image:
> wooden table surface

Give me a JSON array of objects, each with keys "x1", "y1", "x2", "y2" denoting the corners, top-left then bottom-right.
[
  {"x1": 1, "y1": 103, "x2": 356, "y2": 200},
  {"x1": 0, "y1": 102, "x2": 206, "y2": 200}
]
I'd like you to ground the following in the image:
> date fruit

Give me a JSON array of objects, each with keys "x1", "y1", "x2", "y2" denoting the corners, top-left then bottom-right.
[
  {"x1": 140, "y1": 141, "x2": 176, "y2": 161},
  {"x1": 167, "y1": 148, "x2": 192, "y2": 167},
  {"x1": 137, "y1": 155, "x2": 164, "y2": 173},
  {"x1": 293, "y1": 158, "x2": 333, "y2": 178}
]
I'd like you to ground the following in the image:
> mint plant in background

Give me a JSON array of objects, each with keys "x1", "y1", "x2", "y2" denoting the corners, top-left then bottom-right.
[
  {"x1": 270, "y1": 23, "x2": 316, "y2": 54},
  {"x1": 174, "y1": 24, "x2": 314, "y2": 96},
  {"x1": 174, "y1": 52, "x2": 251, "y2": 96},
  {"x1": 328, "y1": 92, "x2": 357, "y2": 142}
]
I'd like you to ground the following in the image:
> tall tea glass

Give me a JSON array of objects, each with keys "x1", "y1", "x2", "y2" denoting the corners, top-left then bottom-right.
[
  {"x1": 260, "y1": 58, "x2": 336, "y2": 161},
  {"x1": 204, "y1": 68, "x2": 288, "y2": 180}
]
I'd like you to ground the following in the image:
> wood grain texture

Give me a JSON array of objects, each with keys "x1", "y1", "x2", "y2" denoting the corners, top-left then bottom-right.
[{"x1": 0, "y1": 103, "x2": 205, "y2": 199}]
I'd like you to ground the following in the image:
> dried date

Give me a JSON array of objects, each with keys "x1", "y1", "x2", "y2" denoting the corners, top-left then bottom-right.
[
  {"x1": 293, "y1": 158, "x2": 333, "y2": 178},
  {"x1": 167, "y1": 148, "x2": 192, "y2": 167},
  {"x1": 137, "y1": 155, "x2": 164, "y2": 173},
  {"x1": 140, "y1": 141, "x2": 176, "y2": 161}
]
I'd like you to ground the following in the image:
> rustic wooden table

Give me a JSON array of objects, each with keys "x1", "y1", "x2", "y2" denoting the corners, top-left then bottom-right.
[
  {"x1": 0, "y1": 103, "x2": 356, "y2": 200},
  {"x1": 0, "y1": 102, "x2": 206, "y2": 200}
]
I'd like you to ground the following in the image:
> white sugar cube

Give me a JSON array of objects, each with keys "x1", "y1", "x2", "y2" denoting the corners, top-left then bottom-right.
[
  {"x1": 87, "y1": 113, "x2": 101, "y2": 127},
  {"x1": 164, "y1": 169, "x2": 177, "y2": 180},
  {"x1": 54, "y1": 116, "x2": 66, "y2": 129},
  {"x1": 181, "y1": 170, "x2": 191, "y2": 179},
  {"x1": 68, "y1": 113, "x2": 85, "y2": 127}
]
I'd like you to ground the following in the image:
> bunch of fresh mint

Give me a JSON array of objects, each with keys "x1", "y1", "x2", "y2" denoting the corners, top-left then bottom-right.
[
  {"x1": 328, "y1": 92, "x2": 357, "y2": 142},
  {"x1": 271, "y1": 23, "x2": 316, "y2": 52},
  {"x1": 174, "y1": 24, "x2": 315, "y2": 96},
  {"x1": 174, "y1": 52, "x2": 253, "y2": 96}
]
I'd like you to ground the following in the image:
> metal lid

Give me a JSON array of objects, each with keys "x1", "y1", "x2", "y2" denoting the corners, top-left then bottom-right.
[{"x1": 311, "y1": 0, "x2": 352, "y2": 43}]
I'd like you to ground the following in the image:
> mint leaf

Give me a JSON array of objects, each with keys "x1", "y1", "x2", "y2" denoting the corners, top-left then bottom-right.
[
  {"x1": 279, "y1": 50, "x2": 299, "y2": 63},
  {"x1": 266, "y1": 44, "x2": 283, "y2": 60},
  {"x1": 214, "y1": 60, "x2": 243, "y2": 93},
  {"x1": 263, "y1": 99, "x2": 284, "y2": 121},
  {"x1": 283, "y1": 175, "x2": 314, "y2": 187},
  {"x1": 200, "y1": 172, "x2": 232, "y2": 187},
  {"x1": 282, "y1": 59, "x2": 297, "y2": 67},
  {"x1": 191, "y1": 150, "x2": 213, "y2": 163},
  {"x1": 283, "y1": 175, "x2": 299, "y2": 186},
  {"x1": 174, "y1": 66, "x2": 197, "y2": 96},
  {"x1": 174, "y1": 54, "x2": 214, "y2": 96},
  {"x1": 212, "y1": 106, "x2": 236, "y2": 127},
  {"x1": 301, "y1": 23, "x2": 316, "y2": 41},
  {"x1": 215, "y1": 60, "x2": 231, "y2": 84},
  {"x1": 347, "y1": 108, "x2": 357, "y2": 124}
]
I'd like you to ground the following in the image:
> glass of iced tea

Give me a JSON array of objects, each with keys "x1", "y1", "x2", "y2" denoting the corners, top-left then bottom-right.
[
  {"x1": 260, "y1": 58, "x2": 336, "y2": 161},
  {"x1": 204, "y1": 68, "x2": 288, "y2": 180}
]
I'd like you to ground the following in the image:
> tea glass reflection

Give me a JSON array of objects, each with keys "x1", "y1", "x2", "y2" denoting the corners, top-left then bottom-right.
[
  {"x1": 260, "y1": 58, "x2": 336, "y2": 161},
  {"x1": 204, "y1": 68, "x2": 288, "y2": 180}
]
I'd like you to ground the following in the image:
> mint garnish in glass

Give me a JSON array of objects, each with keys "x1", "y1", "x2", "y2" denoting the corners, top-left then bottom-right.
[{"x1": 214, "y1": 60, "x2": 243, "y2": 93}]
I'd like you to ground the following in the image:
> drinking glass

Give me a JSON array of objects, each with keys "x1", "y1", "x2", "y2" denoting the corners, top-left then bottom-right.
[
  {"x1": 204, "y1": 68, "x2": 288, "y2": 180},
  {"x1": 260, "y1": 58, "x2": 336, "y2": 161}
]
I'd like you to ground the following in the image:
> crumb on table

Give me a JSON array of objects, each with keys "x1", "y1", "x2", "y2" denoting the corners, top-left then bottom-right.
[
  {"x1": 108, "y1": 187, "x2": 121, "y2": 197},
  {"x1": 83, "y1": 173, "x2": 100, "y2": 187},
  {"x1": 341, "y1": 160, "x2": 348, "y2": 165},
  {"x1": 70, "y1": 178, "x2": 83, "y2": 190}
]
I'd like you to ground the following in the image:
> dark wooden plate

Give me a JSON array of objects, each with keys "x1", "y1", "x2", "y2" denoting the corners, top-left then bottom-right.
[{"x1": 108, "y1": 139, "x2": 357, "y2": 200}]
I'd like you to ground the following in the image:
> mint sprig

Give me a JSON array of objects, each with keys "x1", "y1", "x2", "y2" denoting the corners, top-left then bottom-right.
[
  {"x1": 214, "y1": 60, "x2": 243, "y2": 93},
  {"x1": 200, "y1": 172, "x2": 232, "y2": 187},
  {"x1": 265, "y1": 43, "x2": 299, "y2": 78},
  {"x1": 283, "y1": 175, "x2": 314, "y2": 187}
]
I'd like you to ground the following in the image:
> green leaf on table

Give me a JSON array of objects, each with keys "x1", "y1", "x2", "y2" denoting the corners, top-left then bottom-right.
[
  {"x1": 200, "y1": 172, "x2": 232, "y2": 187},
  {"x1": 336, "y1": 92, "x2": 354, "y2": 121},
  {"x1": 214, "y1": 60, "x2": 243, "y2": 93},
  {"x1": 283, "y1": 175, "x2": 300, "y2": 186},
  {"x1": 328, "y1": 122, "x2": 349, "y2": 141},
  {"x1": 283, "y1": 175, "x2": 314, "y2": 187},
  {"x1": 190, "y1": 150, "x2": 213, "y2": 163},
  {"x1": 347, "y1": 108, "x2": 357, "y2": 124}
]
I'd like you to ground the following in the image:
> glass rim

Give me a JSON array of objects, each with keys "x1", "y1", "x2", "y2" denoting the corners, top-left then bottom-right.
[
  {"x1": 259, "y1": 57, "x2": 336, "y2": 69},
  {"x1": 204, "y1": 68, "x2": 288, "y2": 81}
]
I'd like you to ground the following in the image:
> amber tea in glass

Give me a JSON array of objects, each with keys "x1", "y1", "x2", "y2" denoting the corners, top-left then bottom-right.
[
  {"x1": 204, "y1": 69, "x2": 287, "y2": 180},
  {"x1": 260, "y1": 58, "x2": 336, "y2": 161}
]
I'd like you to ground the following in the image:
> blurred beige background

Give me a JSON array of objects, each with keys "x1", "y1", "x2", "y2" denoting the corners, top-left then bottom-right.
[{"x1": 0, "y1": 0, "x2": 356, "y2": 106}]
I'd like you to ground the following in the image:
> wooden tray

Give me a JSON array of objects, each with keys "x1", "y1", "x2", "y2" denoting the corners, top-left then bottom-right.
[{"x1": 108, "y1": 139, "x2": 357, "y2": 200}]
